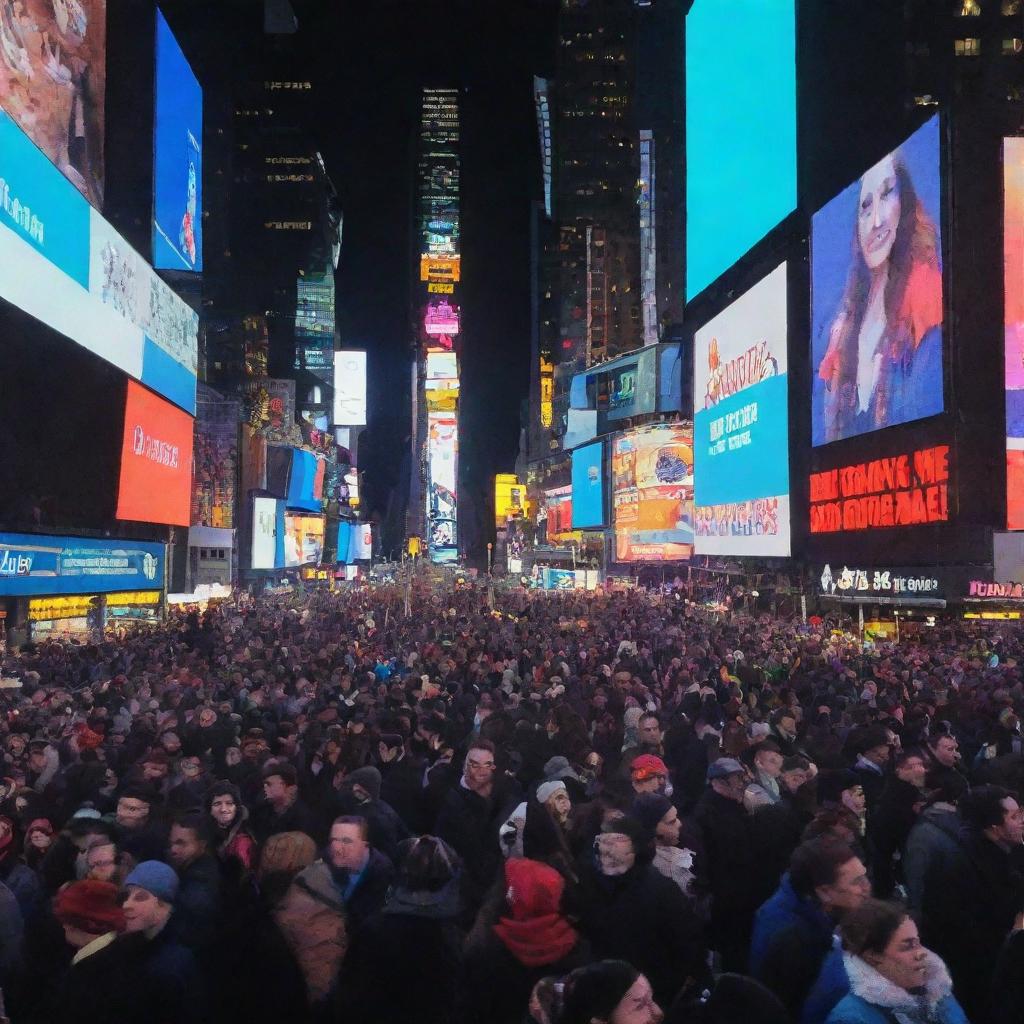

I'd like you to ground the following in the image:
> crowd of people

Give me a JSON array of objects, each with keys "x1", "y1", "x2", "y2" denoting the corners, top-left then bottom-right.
[{"x1": 0, "y1": 577, "x2": 1022, "y2": 1024}]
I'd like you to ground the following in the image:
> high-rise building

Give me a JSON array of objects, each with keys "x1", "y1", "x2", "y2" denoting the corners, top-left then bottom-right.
[{"x1": 410, "y1": 88, "x2": 462, "y2": 563}]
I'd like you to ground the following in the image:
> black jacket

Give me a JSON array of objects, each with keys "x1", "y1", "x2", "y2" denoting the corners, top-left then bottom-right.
[
  {"x1": 172, "y1": 853, "x2": 223, "y2": 950},
  {"x1": 250, "y1": 795, "x2": 320, "y2": 844},
  {"x1": 868, "y1": 777, "x2": 922, "y2": 896},
  {"x1": 343, "y1": 847, "x2": 396, "y2": 931},
  {"x1": 380, "y1": 755, "x2": 428, "y2": 833}
]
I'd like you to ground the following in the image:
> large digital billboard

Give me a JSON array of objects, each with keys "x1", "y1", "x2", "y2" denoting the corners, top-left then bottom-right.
[
  {"x1": 571, "y1": 442, "x2": 605, "y2": 529},
  {"x1": 612, "y1": 423, "x2": 694, "y2": 562},
  {"x1": 427, "y1": 410, "x2": 457, "y2": 557},
  {"x1": 333, "y1": 351, "x2": 367, "y2": 425},
  {"x1": 686, "y1": 0, "x2": 795, "y2": 301},
  {"x1": 811, "y1": 116, "x2": 943, "y2": 447},
  {"x1": 694, "y1": 263, "x2": 790, "y2": 556},
  {"x1": 284, "y1": 514, "x2": 324, "y2": 567},
  {"x1": 116, "y1": 381, "x2": 194, "y2": 527},
  {"x1": 0, "y1": 0, "x2": 106, "y2": 207},
  {"x1": 1005, "y1": 138, "x2": 1024, "y2": 529},
  {"x1": 251, "y1": 497, "x2": 279, "y2": 569},
  {"x1": 0, "y1": 532, "x2": 163, "y2": 597},
  {"x1": 0, "y1": 110, "x2": 199, "y2": 413},
  {"x1": 153, "y1": 9, "x2": 202, "y2": 272}
]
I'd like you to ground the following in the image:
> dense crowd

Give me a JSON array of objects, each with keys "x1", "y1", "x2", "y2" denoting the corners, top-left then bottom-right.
[{"x1": 0, "y1": 578, "x2": 1023, "y2": 1024}]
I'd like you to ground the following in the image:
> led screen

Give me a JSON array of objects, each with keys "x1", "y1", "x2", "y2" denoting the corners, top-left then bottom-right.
[
  {"x1": 0, "y1": 110, "x2": 198, "y2": 413},
  {"x1": 284, "y1": 514, "x2": 324, "y2": 567},
  {"x1": 811, "y1": 116, "x2": 943, "y2": 446},
  {"x1": 333, "y1": 351, "x2": 367, "y2": 425},
  {"x1": 426, "y1": 351, "x2": 458, "y2": 380},
  {"x1": 251, "y1": 497, "x2": 279, "y2": 569},
  {"x1": 117, "y1": 381, "x2": 195, "y2": 527},
  {"x1": 153, "y1": 10, "x2": 202, "y2": 271},
  {"x1": 424, "y1": 300, "x2": 460, "y2": 336},
  {"x1": 571, "y1": 442, "x2": 605, "y2": 529},
  {"x1": 427, "y1": 410, "x2": 457, "y2": 559},
  {"x1": 694, "y1": 263, "x2": 791, "y2": 556},
  {"x1": 686, "y1": 0, "x2": 796, "y2": 300},
  {"x1": 612, "y1": 423, "x2": 694, "y2": 562},
  {"x1": 1005, "y1": 138, "x2": 1024, "y2": 529},
  {"x1": 0, "y1": 0, "x2": 106, "y2": 207},
  {"x1": 286, "y1": 449, "x2": 323, "y2": 513}
]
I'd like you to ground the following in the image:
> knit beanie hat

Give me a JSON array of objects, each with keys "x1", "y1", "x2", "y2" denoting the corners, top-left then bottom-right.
[
  {"x1": 124, "y1": 861, "x2": 179, "y2": 904},
  {"x1": 630, "y1": 793, "x2": 673, "y2": 839},
  {"x1": 53, "y1": 880, "x2": 125, "y2": 935},
  {"x1": 560, "y1": 960, "x2": 640, "y2": 1024},
  {"x1": 346, "y1": 766, "x2": 382, "y2": 801},
  {"x1": 536, "y1": 780, "x2": 567, "y2": 805}
]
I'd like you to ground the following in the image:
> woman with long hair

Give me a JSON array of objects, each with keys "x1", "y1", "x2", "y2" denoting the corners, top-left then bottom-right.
[{"x1": 817, "y1": 144, "x2": 943, "y2": 442}]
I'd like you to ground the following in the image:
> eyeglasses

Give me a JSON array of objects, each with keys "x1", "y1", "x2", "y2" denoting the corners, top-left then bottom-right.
[{"x1": 467, "y1": 760, "x2": 496, "y2": 771}]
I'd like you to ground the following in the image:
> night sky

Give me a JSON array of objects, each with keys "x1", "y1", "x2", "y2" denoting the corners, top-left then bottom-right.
[{"x1": 295, "y1": 0, "x2": 559, "y2": 553}]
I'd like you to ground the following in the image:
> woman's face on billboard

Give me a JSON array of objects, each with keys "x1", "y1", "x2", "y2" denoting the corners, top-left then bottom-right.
[{"x1": 858, "y1": 155, "x2": 901, "y2": 272}]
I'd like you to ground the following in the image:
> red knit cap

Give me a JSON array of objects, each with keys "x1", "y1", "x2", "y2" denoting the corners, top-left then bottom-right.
[
  {"x1": 53, "y1": 880, "x2": 125, "y2": 935},
  {"x1": 630, "y1": 754, "x2": 668, "y2": 781}
]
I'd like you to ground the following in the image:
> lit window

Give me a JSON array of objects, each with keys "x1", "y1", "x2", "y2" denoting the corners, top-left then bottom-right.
[
  {"x1": 959, "y1": 0, "x2": 981, "y2": 12},
  {"x1": 1003, "y1": 0, "x2": 1021, "y2": 12},
  {"x1": 955, "y1": 37, "x2": 982, "y2": 54},
  {"x1": 1004, "y1": 37, "x2": 1024, "y2": 52}
]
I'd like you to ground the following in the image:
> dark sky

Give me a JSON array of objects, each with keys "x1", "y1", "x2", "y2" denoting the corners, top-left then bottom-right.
[{"x1": 294, "y1": 0, "x2": 560, "y2": 548}]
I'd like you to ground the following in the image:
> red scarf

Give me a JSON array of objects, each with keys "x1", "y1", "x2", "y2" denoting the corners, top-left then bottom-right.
[{"x1": 493, "y1": 912, "x2": 578, "y2": 968}]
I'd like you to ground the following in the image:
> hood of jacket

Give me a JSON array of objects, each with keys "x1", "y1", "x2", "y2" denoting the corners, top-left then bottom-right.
[
  {"x1": 383, "y1": 877, "x2": 461, "y2": 920},
  {"x1": 294, "y1": 861, "x2": 345, "y2": 913},
  {"x1": 843, "y1": 949, "x2": 953, "y2": 1013},
  {"x1": 918, "y1": 804, "x2": 960, "y2": 841}
]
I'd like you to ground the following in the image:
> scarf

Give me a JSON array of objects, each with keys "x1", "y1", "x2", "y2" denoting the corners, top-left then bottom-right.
[{"x1": 493, "y1": 911, "x2": 578, "y2": 968}]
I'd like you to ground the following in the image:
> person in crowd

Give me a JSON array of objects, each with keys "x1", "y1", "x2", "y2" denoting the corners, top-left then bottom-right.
[
  {"x1": 251, "y1": 761, "x2": 319, "y2": 843},
  {"x1": 52, "y1": 878, "x2": 125, "y2": 965},
  {"x1": 850, "y1": 727, "x2": 892, "y2": 812},
  {"x1": 333, "y1": 835, "x2": 464, "y2": 1024},
  {"x1": 114, "y1": 785, "x2": 167, "y2": 862},
  {"x1": 557, "y1": 960, "x2": 664, "y2": 1024},
  {"x1": 167, "y1": 811, "x2": 223, "y2": 949},
  {"x1": 923, "y1": 732, "x2": 969, "y2": 802},
  {"x1": 743, "y1": 740, "x2": 786, "y2": 810},
  {"x1": 631, "y1": 791, "x2": 697, "y2": 898},
  {"x1": 324, "y1": 813, "x2": 395, "y2": 930},
  {"x1": 869, "y1": 748, "x2": 928, "y2": 897},
  {"x1": 84, "y1": 836, "x2": 125, "y2": 885},
  {"x1": 629, "y1": 754, "x2": 670, "y2": 797},
  {"x1": 334, "y1": 764, "x2": 411, "y2": 863},
  {"x1": 825, "y1": 899, "x2": 967, "y2": 1024},
  {"x1": 378, "y1": 731, "x2": 426, "y2": 832},
  {"x1": 205, "y1": 780, "x2": 257, "y2": 873},
  {"x1": 901, "y1": 778, "x2": 962, "y2": 914},
  {"x1": 751, "y1": 837, "x2": 871, "y2": 1017}
]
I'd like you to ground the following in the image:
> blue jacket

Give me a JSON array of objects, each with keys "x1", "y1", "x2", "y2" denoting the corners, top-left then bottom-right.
[
  {"x1": 750, "y1": 873, "x2": 836, "y2": 1015},
  {"x1": 802, "y1": 944, "x2": 848, "y2": 1024}
]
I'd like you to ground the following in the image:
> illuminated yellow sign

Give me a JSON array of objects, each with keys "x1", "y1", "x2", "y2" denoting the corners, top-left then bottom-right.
[
  {"x1": 108, "y1": 591, "x2": 162, "y2": 607},
  {"x1": 495, "y1": 474, "x2": 529, "y2": 527},
  {"x1": 427, "y1": 282, "x2": 455, "y2": 294},
  {"x1": 29, "y1": 596, "x2": 95, "y2": 621},
  {"x1": 420, "y1": 256, "x2": 461, "y2": 282},
  {"x1": 964, "y1": 611, "x2": 1022, "y2": 620},
  {"x1": 540, "y1": 356, "x2": 554, "y2": 428},
  {"x1": 427, "y1": 388, "x2": 459, "y2": 412}
]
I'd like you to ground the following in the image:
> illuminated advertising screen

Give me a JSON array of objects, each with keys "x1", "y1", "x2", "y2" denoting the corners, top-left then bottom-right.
[
  {"x1": 1005, "y1": 138, "x2": 1024, "y2": 528},
  {"x1": 284, "y1": 514, "x2": 324, "y2": 567},
  {"x1": 286, "y1": 449, "x2": 323, "y2": 513},
  {"x1": 0, "y1": 532, "x2": 163, "y2": 597},
  {"x1": 333, "y1": 351, "x2": 367, "y2": 425},
  {"x1": 0, "y1": 110, "x2": 199, "y2": 413},
  {"x1": 153, "y1": 10, "x2": 202, "y2": 271},
  {"x1": 424, "y1": 300, "x2": 460, "y2": 336},
  {"x1": 494, "y1": 474, "x2": 526, "y2": 528},
  {"x1": 251, "y1": 497, "x2": 279, "y2": 569},
  {"x1": 427, "y1": 411, "x2": 458, "y2": 558},
  {"x1": 0, "y1": 0, "x2": 106, "y2": 208},
  {"x1": 686, "y1": 0, "x2": 795, "y2": 300},
  {"x1": 420, "y1": 255, "x2": 461, "y2": 282},
  {"x1": 543, "y1": 487, "x2": 574, "y2": 539},
  {"x1": 571, "y1": 442, "x2": 605, "y2": 529},
  {"x1": 192, "y1": 393, "x2": 239, "y2": 529},
  {"x1": 426, "y1": 351, "x2": 458, "y2": 380},
  {"x1": 116, "y1": 381, "x2": 195, "y2": 527},
  {"x1": 811, "y1": 116, "x2": 943, "y2": 446},
  {"x1": 694, "y1": 263, "x2": 791, "y2": 556},
  {"x1": 612, "y1": 424, "x2": 694, "y2": 562},
  {"x1": 809, "y1": 442, "x2": 951, "y2": 534}
]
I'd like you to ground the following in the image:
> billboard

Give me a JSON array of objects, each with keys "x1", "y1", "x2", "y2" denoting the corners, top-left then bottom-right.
[
  {"x1": 286, "y1": 449, "x2": 324, "y2": 513},
  {"x1": 694, "y1": 263, "x2": 791, "y2": 556},
  {"x1": 284, "y1": 514, "x2": 324, "y2": 567},
  {"x1": 333, "y1": 351, "x2": 367, "y2": 425},
  {"x1": 494, "y1": 474, "x2": 527, "y2": 528},
  {"x1": 612, "y1": 423, "x2": 694, "y2": 562},
  {"x1": 811, "y1": 116, "x2": 943, "y2": 446},
  {"x1": 251, "y1": 497, "x2": 279, "y2": 570},
  {"x1": 1005, "y1": 138, "x2": 1024, "y2": 528},
  {"x1": 117, "y1": 381, "x2": 194, "y2": 527},
  {"x1": 809, "y1": 442, "x2": 951, "y2": 534},
  {"x1": 0, "y1": 532, "x2": 164, "y2": 597},
  {"x1": 426, "y1": 351, "x2": 458, "y2": 380},
  {"x1": 424, "y1": 300, "x2": 460, "y2": 336},
  {"x1": 427, "y1": 410, "x2": 457, "y2": 557},
  {"x1": 153, "y1": 10, "x2": 202, "y2": 271},
  {"x1": 0, "y1": 0, "x2": 106, "y2": 208},
  {"x1": 571, "y1": 442, "x2": 605, "y2": 529},
  {"x1": 192, "y1": 391, "x2": 238, "y2": 529},
  {"x1": 420, "y1": 255, "x2": 461, "y2": 282},
  {"x1": 0, "y1": 110, "x2": 199, "y2": 413},
  {"x1": 686, "y1": 0, "x2": 795, "y2": 300}
]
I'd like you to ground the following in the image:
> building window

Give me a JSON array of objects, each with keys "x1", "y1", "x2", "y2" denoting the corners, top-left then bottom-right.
[
  {"x1": 954, "y1": 37, "x2": 982, "y2": 54},
  {"x1": 958, "y1": 0, "x2": 981, "y2": 13},
  {"x1": 1004, "y1": 36, "x2": 1024, "y2": 52},
  {"x1": 1003, "y1": 0, "x2": 1021, "y2": 14}
]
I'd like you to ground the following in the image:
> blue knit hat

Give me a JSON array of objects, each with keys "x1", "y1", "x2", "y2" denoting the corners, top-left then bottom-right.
[{"x1": 124, "y1": 860, "x2": 179, "y2": 903}]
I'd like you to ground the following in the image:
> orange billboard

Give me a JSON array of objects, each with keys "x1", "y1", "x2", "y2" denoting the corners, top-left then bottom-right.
[{"x1": 420, "y1": 255, "x2": 461, "y2": 282}]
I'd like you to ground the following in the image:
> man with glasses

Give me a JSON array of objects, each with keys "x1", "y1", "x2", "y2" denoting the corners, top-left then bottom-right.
[{"x1": 436, "y1": 738, "x2": 520, "y2": 914}]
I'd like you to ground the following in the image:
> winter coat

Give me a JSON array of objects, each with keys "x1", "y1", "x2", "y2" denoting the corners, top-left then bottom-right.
[
  {"x1": 576, "y1": 859, "x2": 706, "y2": 1009},
  {"x1": 0, "y1": 879, "x2": 23, "y2": 983},
  {"x1": 801, "y1": 943, "x2": 849, "y2": 1024},
  {"x1": 991, "y1": 928, "x2": 1024, "y2": 1024},
  {"x1": 379, "y1": 755, "x2": 427, "y2": 833},
  {"x1": 868, "y1": 777, "x2": 922, "y2": 897},
  {"x1": 333, "y1": 881, "x2": 464, "y2": 1024},
  {"x1": 901, "y1": 804, "x2": 961, "y2": 913},
  {"x1": 172, "y1": 853, "x2": 223, "y2": 950},
  {"x1": 341, "y1": 847, "x2": 395, "y2": 931},
  {"x1": 750, "y1": 873, "x2": 837, "y2": 1017},
  {"x1": 825, "y1": 951, "x2": 968, "y2": 1024},
  {"x1": 250, "y1": 795, "x2": 320, "y2": 844},
  {"x1": 273, "y1": 861, "x2": 349, "y2": 1004},
  {"x1": 693, "y1": 788, "x2": 760, "y2": 970}
]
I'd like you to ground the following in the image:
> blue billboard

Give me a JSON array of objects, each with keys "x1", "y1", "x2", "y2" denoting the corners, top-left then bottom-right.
[
  {"x1": 694, "y1": 264, "x2": 791, "y2": 557},
  {"x1": 686, "y1": 0, "x2": 796, "y2": 301},
  {"x1": 571, "y1": 442, "x2": 605, "y2": 528},
  {"x1": 0, "y1": 533, "x2": 165, "y2": 597},
  {"x1": 153, "y1": 9, "x2": 203, "y2": 272},
  {"x1": 0, "y1": 109, "x2": 198, "y2": 414},
  {"x1": 811, "y1": 116, "x2": 943, "y2": 447}
]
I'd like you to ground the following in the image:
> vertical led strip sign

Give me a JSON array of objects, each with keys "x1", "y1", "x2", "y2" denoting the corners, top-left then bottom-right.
[
  {"x1": 153, "y1": 9, "x2": 203, "y2": 271},
  {"x1": 686, "y1": 0, "x2": 796, "y2": 301},
  {"x1": 694, "y1": 263, "x2": 791, "y2": 556},
  {"x1": 1006, "y1": 138, "x2": 1024, "y2": 528}
]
